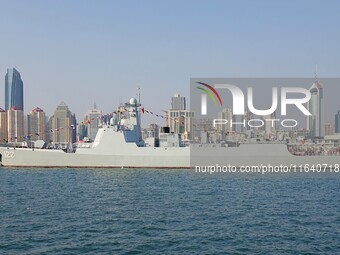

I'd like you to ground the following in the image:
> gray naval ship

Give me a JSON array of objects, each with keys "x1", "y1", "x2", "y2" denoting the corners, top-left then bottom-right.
[
  {"x1": 1, "y1": 98, "x2": 340, "y2": 168},
  {"x1": 0, "y1": 98, "x2": 190, "y2": 168}
]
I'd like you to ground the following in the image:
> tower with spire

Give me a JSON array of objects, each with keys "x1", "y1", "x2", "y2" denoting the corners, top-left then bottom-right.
[{"x1": 307, "y1": 68, "x2": 324, "y2": 137}]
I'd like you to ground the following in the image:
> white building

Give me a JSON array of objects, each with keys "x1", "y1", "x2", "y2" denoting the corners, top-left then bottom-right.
[{"x1": 7, "y1": 107, "x2": 24, "y2": 142}]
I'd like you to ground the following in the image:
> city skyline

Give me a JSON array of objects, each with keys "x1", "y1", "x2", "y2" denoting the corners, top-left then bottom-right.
[
  {"x1": 2, "y1": 69, "x2": 340, "y2": 143},
  {"x1": 3, "y1": 67, "x2": 340, "y2": 127},
  {"x1": 1, "y1": 67, "x2": 179, "y2": 126},
  {"x1": 2, "y1": 76, "x2": 340, "y2": 145}
]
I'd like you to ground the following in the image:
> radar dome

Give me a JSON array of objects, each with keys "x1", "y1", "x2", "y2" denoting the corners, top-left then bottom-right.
[{"x1": 130, "y1": 98, "x2": 137, "y2": 105}]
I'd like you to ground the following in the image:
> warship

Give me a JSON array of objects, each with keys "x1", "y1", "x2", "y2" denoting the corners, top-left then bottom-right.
[
  {"x1": 0, "y1": 98, "x2": 189, "y2": 168},
  {"x1": 0, "y1": 98, "x2": 339, "y2": 168}
]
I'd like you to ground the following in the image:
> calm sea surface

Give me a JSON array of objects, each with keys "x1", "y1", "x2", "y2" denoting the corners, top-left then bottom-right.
[{"x1": 0, "y1": 168, "x2": 339, "y2": 254}]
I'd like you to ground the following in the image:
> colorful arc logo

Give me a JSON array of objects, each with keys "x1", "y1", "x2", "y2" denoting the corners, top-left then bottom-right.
[{"x1": 196, "y1": 82, "x2": 223, "y2": 115}]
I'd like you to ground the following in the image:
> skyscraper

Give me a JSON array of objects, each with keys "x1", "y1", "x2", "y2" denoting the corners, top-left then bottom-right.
[
  {"x1": 307, "y1": 81, "x2": 324, "y2": 137},
  {"x1": 7, "y1": 107, "x2": 24, "y2": 142},
  {"x1": 263, "y1": 113, "x2": 276, "y2": 135},
  {"x1": 335, "y1": 110, "x2": 340, "y2": 133},
  {"x1": 168, "y1": 94, "x2": 192, "y2": 139},
  {"x1": 71, "y1": 113, "x2": 77, "y2": 143},
  {"x1": 167, "y1": 110, "x2": 194, "y2": 138},
  {"x1": 171, "y1": 94, "x2": 186, "y2": 110},
  {"x1": 24, "y1": 114, "x2": 30, "y2": 138},
  {"x1": 51, "y1": 102, "x2": 75, "y2": 144},
  {"x1": 0, "y1": 108, "x2": 8, "y2": 143},
  {"x1": 84, "y1": 103, "x2": 102, "y2": 141},
  {"x1": 5, "y1": 68, "x2": 24, "y2": 110},
  {"x1": 217, "y1": 107, "x2": 232, "y2": 134},
  {"x1": 78, "y1": 122, "x2": 87, "y2": 141},
  {"x1": 324, "y1": 122, "x2": 335, "y2": 136},
  {"x1": 30, "y1": 107, "x2": 46, "y2": 141}
]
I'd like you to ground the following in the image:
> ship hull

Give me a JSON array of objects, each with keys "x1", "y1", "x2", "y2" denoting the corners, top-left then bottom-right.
[
  {"x1": 1, "y1": 143, "x2": 339, "y2": 168},
  {"x1": 192, "y1": 144, "x2": 340, "y2": 168},
  {"x1": 0, "y1": 147, "x2": 190, "y2": 168}
]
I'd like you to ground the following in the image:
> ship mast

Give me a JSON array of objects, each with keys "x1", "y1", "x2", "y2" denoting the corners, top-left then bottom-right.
[{"x1": 137, "y1": 87, "x2": 141, "y2": 106}]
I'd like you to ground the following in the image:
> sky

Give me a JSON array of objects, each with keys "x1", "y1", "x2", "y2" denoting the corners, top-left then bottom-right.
[{"x1": 1, "y1": 0, "x2": 340, "y2": 126}]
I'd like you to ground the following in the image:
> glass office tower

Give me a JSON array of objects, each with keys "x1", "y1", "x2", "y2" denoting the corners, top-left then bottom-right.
[{"x1": 5, "y1": 68, "x2": 24, "y2": 110}]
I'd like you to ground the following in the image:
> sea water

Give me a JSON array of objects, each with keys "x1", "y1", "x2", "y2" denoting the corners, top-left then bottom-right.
[{"x1": 0, "y1": 168, "x2": 339, "y2": 254}]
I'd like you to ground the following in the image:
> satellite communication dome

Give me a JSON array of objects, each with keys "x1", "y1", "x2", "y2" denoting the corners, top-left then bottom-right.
[{"x1": 130, "y1": 98, "x2": 137, "y2": 105}]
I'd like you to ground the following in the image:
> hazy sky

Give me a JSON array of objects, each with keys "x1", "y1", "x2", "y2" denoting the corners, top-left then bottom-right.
[{"x1": 1, "y1": 0, "x2": 340, "y2": 126}]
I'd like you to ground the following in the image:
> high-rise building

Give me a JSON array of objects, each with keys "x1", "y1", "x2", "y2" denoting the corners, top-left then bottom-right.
[
  {"x1": 5, "y1": 68, "x2": 24, "y2": 110},
  {"x1": 7, "y1": 107, "x2": 24, "y2": 142},
  {"x1": 307, "y1": 81, "x2": 324, "y2": 137},
  {"x1": 0, "y1": 108, "x2": 8, "y2": 143},
  {"x1": 46, "y1": 116, "x2": 52, "y2": 142},
  {"x1": 141, "y1": 124, "x2": 159, "y2": 139},
  {"x1": 24, "y1": 114, "x2": 30, "y2": 138},
  {"x1": 243, "y1": 110, "x2": 254, "y2": 133},
  {"x1": 51, "y1": 102, "x2": 75, "y2": 144},
  {"x1": 147, "y1": 124, "x2": 159, "y2": 138},
  {"x1": 167, "y1": 110, "x2": 194, "y2": 139},
  {"x1": 324, "y1": 123, "x2": 335, "y2": 136},
  {"x1": 78, "y1": 123, "x2": 87, "y2": 141},
  {"x1": 335, "y1": 111, "x2": 340, "y2": 133},
  {"x1": 168, "y1": 94, "x2": 192, "y2": 138},
  {"x1": 171, "y1": 94, "x2": 186, "y2": 110},
  {"x1": 263, "y1": 113, "x2": 276, "y2": 135},
  {"x1": 84, "y1": 103, "x2": 102, "y2": 141},
  {"x1": 217, "y1": 108, "x2": 232, "y2": 134},
  {"x1": 30, "y1": 107, "x2": 46, "y2": 141},
  {"x1": 71, "y1": 113, "x2": 77, "y2": 143}
]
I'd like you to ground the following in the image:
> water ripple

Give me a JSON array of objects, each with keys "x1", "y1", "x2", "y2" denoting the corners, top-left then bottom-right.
[{"x1": 0, "y1": 168, "x2": 339, "y2": 254}]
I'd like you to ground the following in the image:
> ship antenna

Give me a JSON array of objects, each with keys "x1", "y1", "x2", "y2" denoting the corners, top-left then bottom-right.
[
  {"x1": 138, "y1": 87, "x2": 141, "y2": 105},
  {"x1": 314, "y1": 64, "x2": 318, "y2": 82}
]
